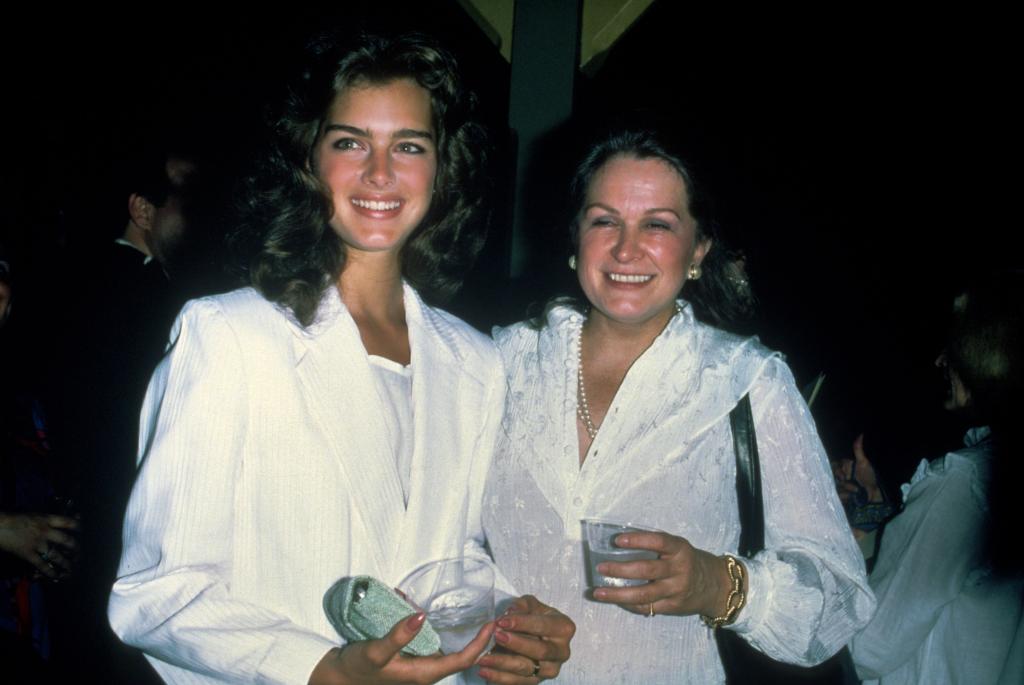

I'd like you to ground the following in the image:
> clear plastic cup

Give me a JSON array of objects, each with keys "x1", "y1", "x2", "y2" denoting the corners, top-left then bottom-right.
[
  {"x1": 398, "y1": 557, "x2": 495, "y2": 654},
  {"x1": 581, "y1": 518, "x2": 660, "y2": 588}
]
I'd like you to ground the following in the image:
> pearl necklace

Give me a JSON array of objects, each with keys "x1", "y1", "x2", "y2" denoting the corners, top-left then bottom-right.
[
  {"x1": 576, "y1": 305, "x2": 683, "y2": 442},
  {"x1": 576, "y1": 321, "x2": 599, "y2": 440}
]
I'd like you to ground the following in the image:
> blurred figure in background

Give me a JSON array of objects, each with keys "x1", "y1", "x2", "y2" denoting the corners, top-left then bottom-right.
[
  {"x1": 57, "y1": 135, "x2": 213, "y2": 684},
  {"x1": 1, "y1": 247, "x2": 80, "y2": 679},
  {"x1": 838, "y1": 271, "x2": 1024, "y2": 684}
]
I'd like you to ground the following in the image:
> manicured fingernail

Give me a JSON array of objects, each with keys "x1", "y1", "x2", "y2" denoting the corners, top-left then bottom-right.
[
  {"x1": 497, "y1": 616, "x2": 513, "y2": 629},
  {"x1": 407, "y1": 612, "x2": 426, "y2": 629},
  {"x1": 594, "y1": 589, "x2": 608, "y2": 599},
  {"x1": 494, "y1": 629, "x2": 510, "y2": 644}
]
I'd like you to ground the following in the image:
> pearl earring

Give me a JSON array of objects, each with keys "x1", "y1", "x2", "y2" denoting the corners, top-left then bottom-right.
[{"x1": 568, "y1": 255, "x2": 577, "y2": 271}]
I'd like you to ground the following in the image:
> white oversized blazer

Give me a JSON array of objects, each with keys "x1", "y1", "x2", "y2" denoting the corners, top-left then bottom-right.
[{"x1": 109, "y1": 285, "x2": 506, "y2": 685}]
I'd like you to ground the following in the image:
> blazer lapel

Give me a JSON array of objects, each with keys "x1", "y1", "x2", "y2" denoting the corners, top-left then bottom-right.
[
  {"x1": 393, "y1": 288, "x2": 479, "y2": 578},
  {"x1": 292, "y1": 289, "x2": 406, "y2": 578}
]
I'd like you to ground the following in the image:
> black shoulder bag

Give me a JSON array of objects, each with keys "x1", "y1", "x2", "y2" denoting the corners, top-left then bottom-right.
[{"x1": 715, "y1": 394, "x2": 859, "y2": 684}]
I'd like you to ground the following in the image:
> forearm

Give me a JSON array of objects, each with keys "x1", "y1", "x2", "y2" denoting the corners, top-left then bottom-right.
[
  {"x1": 110, "y1": 299, "x2": 338, "y2": 684},
  {"x1": 111, "y1": 566, "x2": 337, "y2": 685},
  {"x1": 698, "y1": 551, "x2": 748, "y2": 625},
  {"x1": 729, "y1": 550, "x2": 870, "y2": 665}
]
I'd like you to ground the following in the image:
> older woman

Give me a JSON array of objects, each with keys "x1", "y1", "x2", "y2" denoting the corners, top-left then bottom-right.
[
  {"x1": 108, "y1": 33, "x2": 572, "y2": 685},
  {"x1": 483, "y1": 129, "x2": 874, "y2": 683}
]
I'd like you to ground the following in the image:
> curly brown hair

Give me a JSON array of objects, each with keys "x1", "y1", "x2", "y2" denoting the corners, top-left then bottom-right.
[{"x1": 234, "y1": 32, "x2": 489, "y2": 326}]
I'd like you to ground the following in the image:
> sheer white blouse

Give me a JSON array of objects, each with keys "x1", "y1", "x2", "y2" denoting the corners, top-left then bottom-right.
[{"x1": 483, "y1": 303, "x2": 874, "y2": 684}]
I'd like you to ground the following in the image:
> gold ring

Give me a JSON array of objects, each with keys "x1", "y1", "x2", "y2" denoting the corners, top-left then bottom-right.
[{"x1": 648, "y1": 603, "x2": 655, "y2": 618}]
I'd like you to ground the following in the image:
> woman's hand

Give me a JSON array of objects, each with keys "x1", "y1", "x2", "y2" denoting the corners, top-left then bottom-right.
[
  {"x1": 589, "y1": 531, "x2": 741, "y2": 619},
  {"x1": 0, "y1": 512, "x2": 79, "y2": 579},
  {"x1": 309, "y1": 612, "x2": 494, "y2": 685},
  {"x1": 833, "y1": 434, "x2": 884, "y2": 505},
  {"x1": 477, "y1": 595, "x2": 575, "y2": 683},
  {"x1": 849, "y1": 434, "x2": 883, "y2": 503}
]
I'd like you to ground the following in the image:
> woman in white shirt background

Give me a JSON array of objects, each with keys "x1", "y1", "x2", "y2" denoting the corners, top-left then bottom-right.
[
  {"x1": 483, "y1": 127, "x2": 875, "y2": 683},
  {"x1": 840, "y1": 271, "x2": 1024, "y2": 684},
  {"x1": 108, "y1": 32, "x2": 573, "y2": 685}
]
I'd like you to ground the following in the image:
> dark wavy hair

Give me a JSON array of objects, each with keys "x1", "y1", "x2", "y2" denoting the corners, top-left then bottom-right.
[
  {"x1": 560, "y1": 128, "x2": 751, "y2": 332},
  {"x1": 234, "y1": 33, "x2": 488, "y2": 326}
]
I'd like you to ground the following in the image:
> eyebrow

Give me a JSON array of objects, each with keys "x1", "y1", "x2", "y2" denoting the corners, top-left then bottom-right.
[
  {"x1": 323, "y1": 124, "x2": 434, "y2": 141},
  {"x1": 583, "y1": 202, "x2": 681, "y2": 219}
]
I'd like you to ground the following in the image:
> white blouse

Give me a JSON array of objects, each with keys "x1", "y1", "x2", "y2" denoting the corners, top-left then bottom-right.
[
  {"x1": 851, "y1": 428, "x2": 1024, "y2": 685},
  {"x1": 369, "y1": 355, "x2": 414, "y2": 504},
  {"x1": 484, "y1": 303, "x2": 874, "y2": 684}
]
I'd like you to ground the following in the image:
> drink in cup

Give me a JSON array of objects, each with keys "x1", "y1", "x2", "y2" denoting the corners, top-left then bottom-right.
[
  {"x1": 582, "y1": 518, "x2": 659, "y2": 588},
  {"x1": 398, "y1": 557, "x2": 495, "y2": 654}
]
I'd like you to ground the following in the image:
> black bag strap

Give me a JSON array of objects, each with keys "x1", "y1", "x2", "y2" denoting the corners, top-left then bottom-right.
[
  {"x1": 728, "y1": 394, "x2": 764, "y2": 556},
  {"x1": 724, "y1": 393, "x2": 861, "y2": 685}
]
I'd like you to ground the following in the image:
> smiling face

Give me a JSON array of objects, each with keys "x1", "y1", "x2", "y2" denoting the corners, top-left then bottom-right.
[
  {"x1": 313, "y1": 78, "x2": 437, "y2": 258},
  {"x1": 576, "y1": 155, "x2": 710, "y2": 329}
]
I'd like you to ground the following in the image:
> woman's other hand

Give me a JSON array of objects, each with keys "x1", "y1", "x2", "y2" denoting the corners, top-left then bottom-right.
[
  {"x1": 0, "y1": 512, "x2": 79, "y2": 579},
  {"x1": 590, "y1": 531, "x2": 745, "y2": 620},
  {"x1": 309, "y1": 612, "x2": 494, "y2": 685},
  {"x1": 477, "y1": 594, "x2": 575, "y2": 683}
]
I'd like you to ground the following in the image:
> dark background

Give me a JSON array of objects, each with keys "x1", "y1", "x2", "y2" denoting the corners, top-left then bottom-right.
[{"x1": 3, "y1": 1, "x2": 1017, "y2": 480}]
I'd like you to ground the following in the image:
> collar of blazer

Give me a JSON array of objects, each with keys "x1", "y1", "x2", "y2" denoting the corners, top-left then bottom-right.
[{"x1": 283, "y1": 282, "x2": 472, "y2": 370}]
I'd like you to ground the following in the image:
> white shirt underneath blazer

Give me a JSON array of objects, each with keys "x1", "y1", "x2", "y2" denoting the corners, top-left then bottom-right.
[{"x1": 109, "y1": 285, "x2": 507, "y2": 685}]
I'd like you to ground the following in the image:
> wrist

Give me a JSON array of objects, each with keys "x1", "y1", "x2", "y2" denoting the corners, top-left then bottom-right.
[
  {"x1": 308, "y1": 648, "x2": 349, "y2": 685},
  {"x1": 700, "y1": 554, "x2": 747, "y2": 629}
]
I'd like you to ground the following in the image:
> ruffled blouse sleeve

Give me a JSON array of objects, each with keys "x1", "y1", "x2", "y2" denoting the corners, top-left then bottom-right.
[{"x1": 849, "y1": 450, "x2": 988, "y2": 679}]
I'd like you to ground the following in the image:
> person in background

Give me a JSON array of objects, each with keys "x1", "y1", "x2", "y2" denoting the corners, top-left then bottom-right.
[
  {"x1": 1, "y1": 247, "x2": 79, "y2": 678},
  {"x1": 55, "y1": 137, "x2": 207, "y2": 684},
  {"x1": 839, "y1": 271, "x2": 1024, "y2": 684}
]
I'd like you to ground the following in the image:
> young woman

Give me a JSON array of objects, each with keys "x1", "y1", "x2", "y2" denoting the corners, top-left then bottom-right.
[{"x1": 108, "y1": 33, "x2": 572, "y2": 685}]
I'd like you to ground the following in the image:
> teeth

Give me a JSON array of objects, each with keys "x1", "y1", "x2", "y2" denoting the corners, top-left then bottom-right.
[
  {"x1": 608, "y1": 273, "x2": 653, "y2": 283},
  {"x1": 352, "y1": 199, "x2": 401, "y2": 211}
]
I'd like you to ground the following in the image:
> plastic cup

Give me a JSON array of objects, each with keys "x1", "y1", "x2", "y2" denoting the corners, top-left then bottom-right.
[
  {"x1": 581, "y1": 518, "x2": 659, "y2": 588},
  {"x1": 398, "y1": 557, "x2": 495, "y2": 654}
]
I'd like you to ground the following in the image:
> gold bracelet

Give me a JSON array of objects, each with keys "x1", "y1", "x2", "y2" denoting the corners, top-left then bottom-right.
[{"x1": 700, "y1": 554, "x2": 746, "y2": 629}]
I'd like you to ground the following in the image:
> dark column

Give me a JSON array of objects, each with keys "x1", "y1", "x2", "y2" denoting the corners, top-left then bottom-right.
[{"x1": 507, "y1": 0, "x2": 581, "y2": 278}]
